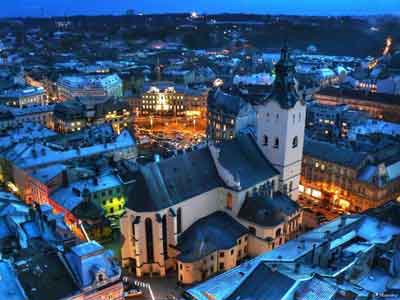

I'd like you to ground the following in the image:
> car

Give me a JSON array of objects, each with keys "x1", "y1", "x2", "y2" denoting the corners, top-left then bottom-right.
[{"x1": 124, "y1": 289, "x2": 143, "y2": 299}]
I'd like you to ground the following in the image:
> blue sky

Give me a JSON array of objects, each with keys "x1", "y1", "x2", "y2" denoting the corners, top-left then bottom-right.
[{"x1": 1, "y1": 0, "x2": 400, "y2": 17}]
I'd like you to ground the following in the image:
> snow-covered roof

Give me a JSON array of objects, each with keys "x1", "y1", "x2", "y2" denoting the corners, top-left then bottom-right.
[
  {"x1": 4, "y1": 129, "x2": 135, "y2": 170},
  {"x1": 233, "y1": 73, "x2": 275, "y2": 86},
  {"x1": 51, "y1": 173, "x2": 121, "y2": 211}
]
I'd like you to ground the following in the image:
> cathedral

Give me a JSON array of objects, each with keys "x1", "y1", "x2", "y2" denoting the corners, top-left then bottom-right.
[{"x1": 120, "y1": 45, "x2": 306, "y2": 284}]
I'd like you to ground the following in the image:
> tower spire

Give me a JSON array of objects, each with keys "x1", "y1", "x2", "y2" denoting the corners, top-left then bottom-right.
[{"x1": 268, "y1": 42, "x2": 299, "y2": 109}]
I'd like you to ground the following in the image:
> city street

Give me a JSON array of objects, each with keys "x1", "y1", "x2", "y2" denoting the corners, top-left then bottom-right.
[{"x1": 125, "y1": 273, "x2": 187, "y2": 300}]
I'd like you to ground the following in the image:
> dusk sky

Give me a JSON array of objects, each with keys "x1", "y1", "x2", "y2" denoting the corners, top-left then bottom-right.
[{"x1": 1, "y1": 0, "x2": 400, "y2": 18}]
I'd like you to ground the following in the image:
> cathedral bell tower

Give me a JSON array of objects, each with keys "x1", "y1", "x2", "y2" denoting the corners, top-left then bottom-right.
[{"x1": 254, "y1": 44, "x2": 306, "y2": 201}]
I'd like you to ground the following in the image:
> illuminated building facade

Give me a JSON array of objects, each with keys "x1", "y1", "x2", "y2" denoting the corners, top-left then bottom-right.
[
  {"x1": 306, "y1": 102, "x2": 368, "y2": 139},
  {"x1": 53, "y1": 96, "x2": 131, "y2": 133},
  {"x1": 207, "y1": 89, "x2": 256, "y2": 142},
  {"x1": 315, "y1": 87, "x2": 400, "y2": 123},
  {"x1": 57, "y1": 74, "x2": 123, "y2": 101},
  {"x1": 138, "y1": 81, "x2": 208, "y2": 118},
  {"x1": 0, "y1": 86, "x2": 47, "y2": 108},
  {"x1": 300, "y1": 138, "x2": 400, "y2": 212}
]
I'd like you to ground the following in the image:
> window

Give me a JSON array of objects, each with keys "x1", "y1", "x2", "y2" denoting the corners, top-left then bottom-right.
[
  {"x1": 263, "y1": 135, "x2": 268, "y2": 146},
  {"x1": 177, "y1": 208, "x2": 182, "y2": 234},
  {"x1": 226, "y1": 192, "x2": 233, "y2": 210},
  {"x1": 274, "y1": 138, "x2": 279, "y2": 149},
  {"x1": 162, "y1": 215, "x2": 168, "y2": 259},
  {"x1": 132, "y1": 221, "x2": 136, "y2": 238},
  {"x1": 231, "y1": 249, "x2": 234, "y2": 255},
  {"x1": 276, "y1": 228, "x2": 282, "y2": 237},
  {"x1": 220, "y1": 252, "x2": 225, "y2": 258},
  {"x1": 211, "y1": 255, "x2": 214, "y2": 261},
  {"x1": 180, "y1": 264, "x2": 183, "y2": 270},
  {"x1": 289, "y1": 181, "x2": 293, "y2": 192},
  {"x1": 219, "y1": 263, "x2": 225, "y2": 270},
  {"x1": 292, "y1": 114, "x2": 295, "y2": 124},
  {"x1": 292, "y1": 136, "x2": 298, "y2": 148},
  {"x1": 145, "y1": 218, "x2": 154, "y2": 262},
  {"x1": 249, "y1": 226, "x2": 256, "y2": 235}
]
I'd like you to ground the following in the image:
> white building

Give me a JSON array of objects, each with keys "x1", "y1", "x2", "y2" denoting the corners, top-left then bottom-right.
[
  {"x1": 57, "y1": 74, "x2": 123, "y2": 101},
  {"x1": 120, "y1": 45, "x2": 307, "y2": 284},
  {"x1": 0, "y1": 86, "x2": 46, "y2": 108}
]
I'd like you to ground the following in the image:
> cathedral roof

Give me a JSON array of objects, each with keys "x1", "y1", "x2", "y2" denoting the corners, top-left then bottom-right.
[
  {"x1": 176, "y1": 211, "x2": 248, "y2": 263},
  {"x1": 238, "y1": 191, "x2": 299, "y2": 227},
  {"x1": 125, "y1": 134, "x2": 278, "y2": 213}
]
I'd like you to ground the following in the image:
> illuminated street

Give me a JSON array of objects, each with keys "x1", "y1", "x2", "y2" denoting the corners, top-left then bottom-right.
[{"x1": 133, "y1": 115, "x2": 207, "y2": 150}]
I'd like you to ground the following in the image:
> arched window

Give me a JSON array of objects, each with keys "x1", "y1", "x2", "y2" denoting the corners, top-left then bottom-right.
[
  {"x1": 177, "y1": 208, "x2": 182, "y2": 234},
  {"x1": 226, "y1": 192, "x2": 233, "y2": 210},
  {"x1": 292, "y1": 136, "x2": 298, "y2": 148},
  {"x1": 145, "y1": 218, "x2": 154, "y2": 262},
  {"x1": 276, "y1": 228, "x2": 282, "y2": 237},
  {"x1": 162, "y1": 215, "x2": 168, "y2": 259},
  {"x1": 274, "y1": 138, "x2": 279, "y2": 148},
  {"x1": 263, "y1": 135, "x2": 268, "y2": 146}
]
